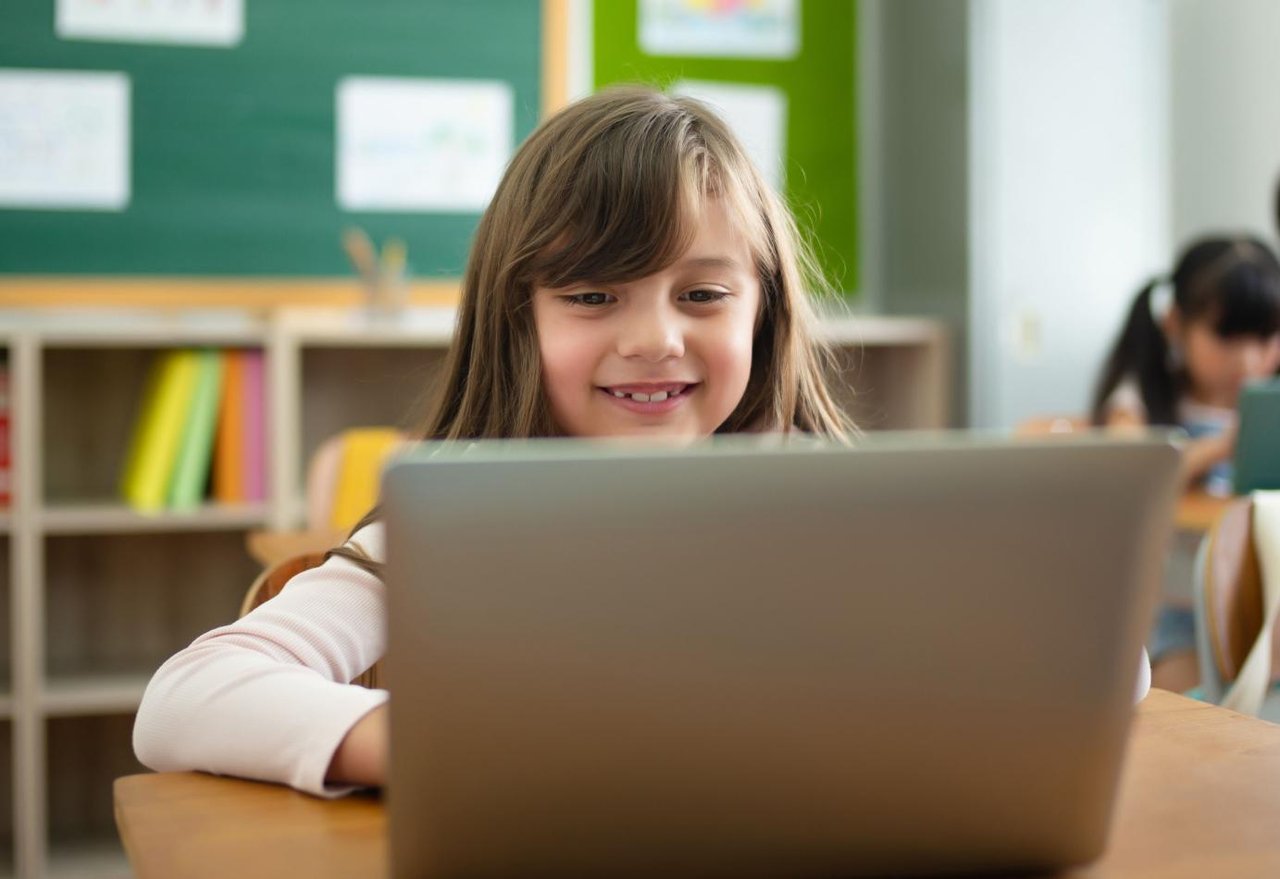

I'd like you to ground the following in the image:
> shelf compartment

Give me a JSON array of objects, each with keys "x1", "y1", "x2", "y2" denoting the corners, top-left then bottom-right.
[
  {"x1": 46, "y1": 715, "x2": 140, "y2": 879},
  {"x1": 42, "y1": 346, "x2": 268, "y2": 505},
  {"x1": 825, "y1": 342, "x2": 948, "y2": 431},
  {"x1": 299, "y1": 345, "x2": 446, "y2": 470},
  {"x1": 45, "y1": 532, "x2": 258, "y2": 683}
]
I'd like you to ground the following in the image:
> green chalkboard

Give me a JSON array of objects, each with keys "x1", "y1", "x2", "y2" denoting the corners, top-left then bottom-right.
[
  {"x1": 0, "y1": 0, "x2": 541, "y2": 276},
  {"x1": 593, "y1": 0, "x2": 858, "y2": 294}
]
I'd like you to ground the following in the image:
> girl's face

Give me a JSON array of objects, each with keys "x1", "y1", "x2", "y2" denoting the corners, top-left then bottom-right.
[
  {"x1": 1177, "y1": 317, "x2": 1280, "y2": 406},
  {"x1": 532, "y1": 199, "x2": 761, "y2": 441}
]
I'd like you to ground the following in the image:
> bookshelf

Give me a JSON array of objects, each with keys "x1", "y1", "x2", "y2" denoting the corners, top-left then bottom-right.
[{"x1": 0, "y1": 305, "x2": 948, "y2": 879}]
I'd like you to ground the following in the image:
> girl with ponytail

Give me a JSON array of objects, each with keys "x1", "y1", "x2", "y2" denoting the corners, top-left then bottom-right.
[
  {"x1": 1093, "y1": 236, "x2": 1280, "y2": 486},
  {"x1": 1092, "y1": 235, "x2": 1280, "y2": 692}
]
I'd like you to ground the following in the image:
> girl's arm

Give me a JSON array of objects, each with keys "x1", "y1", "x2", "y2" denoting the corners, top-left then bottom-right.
[
  {"x1": 1104, "y1": 405, "x2": 1233, "y2": 487},
  {"x1": 327, "y1": 702, "x2": 388, "y2": 786},
  {"x1": 1176, "y1": 427, "x2": 1236, "y2": 485},
  {"x1": 133, "y1": 525, "x2": 389, "y2": 797}
]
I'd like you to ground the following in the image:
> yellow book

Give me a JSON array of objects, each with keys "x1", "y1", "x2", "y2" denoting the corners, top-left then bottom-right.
[
  {"x1": 119, "y1": 349, "x2": 201, "y2": 512},
  {"x1": 329, "y1": 428, "x2": 404, "y2": 530}
]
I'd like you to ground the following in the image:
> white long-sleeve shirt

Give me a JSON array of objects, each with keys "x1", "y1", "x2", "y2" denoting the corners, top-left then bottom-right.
[
  {"x1": 134, "y1": 522, "x2": 1153, "y2": 797},
  {"x1": 134, "y1": 524, "x2": 391, "y2": 797}
]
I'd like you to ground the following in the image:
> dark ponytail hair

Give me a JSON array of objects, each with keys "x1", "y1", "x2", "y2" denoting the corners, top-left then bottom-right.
[{"x1": 1091, "y1": 236, "x2": 1280, "y2": 426}]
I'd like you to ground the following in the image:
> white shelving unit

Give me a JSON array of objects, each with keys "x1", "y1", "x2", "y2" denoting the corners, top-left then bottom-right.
[{"x1": 0, "y1": 305, "x2": 948, "y2": 878}]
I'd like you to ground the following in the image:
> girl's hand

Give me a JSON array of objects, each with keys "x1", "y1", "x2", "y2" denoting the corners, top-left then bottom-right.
[
  {"x1": 326, "y1": 702, "x2": 388, "y2": 788},
  {"x1": 1179, "y1": 427, "x2": 1237, "y2": 486}
]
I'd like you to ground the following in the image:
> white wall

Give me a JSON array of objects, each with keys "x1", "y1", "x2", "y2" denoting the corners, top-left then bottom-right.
[
  {"x1": 1170, "y1": 0, "x2": 1280, "y2": 247},
  {"x1": 968, "y1": 0, "x2": 1170, "y2": 429}
]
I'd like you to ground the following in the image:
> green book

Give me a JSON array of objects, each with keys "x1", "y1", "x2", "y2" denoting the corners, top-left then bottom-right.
[{"x1": 167, "y1": 350, "x2": 226, "y2": 510}]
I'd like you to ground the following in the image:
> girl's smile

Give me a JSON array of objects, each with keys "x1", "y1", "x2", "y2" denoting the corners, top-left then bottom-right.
[{"x1": 599, "y1": 381, "x2": 700, "y2": 414}]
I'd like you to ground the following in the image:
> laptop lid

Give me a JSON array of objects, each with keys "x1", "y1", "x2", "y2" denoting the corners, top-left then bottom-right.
[
  {"x1": 384, "y1": 434, "x2": 1179, "y2": 879},
  {"x1": 1234, "y1": 377, "x2": 1280, "y2": 494}
]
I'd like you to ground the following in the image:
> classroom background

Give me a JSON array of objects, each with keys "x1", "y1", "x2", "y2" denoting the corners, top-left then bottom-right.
[{"x1": 0, "y1": 0, "x2": 1277, "y2": 876}]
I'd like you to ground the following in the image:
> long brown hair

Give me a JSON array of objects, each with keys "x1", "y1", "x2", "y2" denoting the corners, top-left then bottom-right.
[{"x1": 331, "y1": 85, "x2": 854, "y2": 572}]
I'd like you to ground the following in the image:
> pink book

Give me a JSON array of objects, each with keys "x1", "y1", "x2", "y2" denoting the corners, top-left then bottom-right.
[{"x1": 242, "y1": 350, "x2": 267, "y2": 502}]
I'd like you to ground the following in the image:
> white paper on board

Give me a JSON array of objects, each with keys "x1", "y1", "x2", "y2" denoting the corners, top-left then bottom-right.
[
  {"x1": 0, "y1": 69, "x2": 131, "y2": 211},
  {"x1": 56, "y1": 0, "x2": 244, "y2": 47},
  {"x1": 673, "y1": 80, "x2": 787, "y2": 191},
  {"x1": 336, "y1": 77, "x2": 514, "y2": 214},
  {"x1": 640, "y1": 0, "x2": 799, "y2": 59}
]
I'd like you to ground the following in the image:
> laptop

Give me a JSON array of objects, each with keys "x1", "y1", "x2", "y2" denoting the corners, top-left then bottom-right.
[
  {"x1": 382, "y1": 433, "x2": 1180, "y2": 879},
  {"x1": 1234, "y1": 376, "x2": 1280, "y2": 494}
]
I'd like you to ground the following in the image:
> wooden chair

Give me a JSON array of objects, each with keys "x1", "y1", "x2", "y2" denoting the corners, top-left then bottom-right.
[
  {"x1": 244, "y1": 427, "x2": 405, "y2": 568},
  {"x1": 1194, "y1": 497, "x2": 1280, "y2": 719},
  {"x1": 240, "y1": 550, "x2": 382, "y2": 690}
]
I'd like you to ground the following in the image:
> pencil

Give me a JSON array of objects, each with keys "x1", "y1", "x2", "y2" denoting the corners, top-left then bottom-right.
[{"x1": 342, "y1": 227, "x2": 379, "y2": 298}]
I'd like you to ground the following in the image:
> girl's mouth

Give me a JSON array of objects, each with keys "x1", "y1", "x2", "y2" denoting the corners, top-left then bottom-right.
[{"x1": 598, "y1": 383, "x2": 698, "y2": 413}]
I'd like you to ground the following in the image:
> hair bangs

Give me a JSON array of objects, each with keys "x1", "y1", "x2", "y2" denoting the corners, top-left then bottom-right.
[
  {"x1": 519, "y1": 117, "x2": 703, "y2": 289},
  {"x1": 520, "y1": 94, "x2": 775, "y2": 291},
  {"x1": 1208, "y1": 261, "x2": 1280, "y2": 338}
]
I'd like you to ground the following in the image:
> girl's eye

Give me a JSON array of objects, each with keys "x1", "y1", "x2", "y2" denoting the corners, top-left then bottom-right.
[
  {"x1": 564, "y1": 292, "x2": 613, "y2": 307},
  {"x1": 683, "y1": 289, "x2": 728, "y2": 304}
]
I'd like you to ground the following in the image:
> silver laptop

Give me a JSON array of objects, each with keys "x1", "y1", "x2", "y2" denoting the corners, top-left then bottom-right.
[{"x1": 382, "y1": 433, "x2": 1180, "y2": 879}]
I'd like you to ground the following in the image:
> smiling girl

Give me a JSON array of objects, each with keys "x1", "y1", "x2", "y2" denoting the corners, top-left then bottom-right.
[{"x1": 133, "y1": 86, "x2": 854, "y2": 795}]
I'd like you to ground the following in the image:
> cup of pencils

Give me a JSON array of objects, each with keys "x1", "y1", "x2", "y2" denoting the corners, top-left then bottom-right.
[{"x1": 343, "y1": 227, "x2": 409, "y2": 316}]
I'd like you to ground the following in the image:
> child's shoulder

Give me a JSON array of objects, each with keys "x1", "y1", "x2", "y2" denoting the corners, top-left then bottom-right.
[{"x1": 338, "y1": 521, "x2": 386, "y2": 567}]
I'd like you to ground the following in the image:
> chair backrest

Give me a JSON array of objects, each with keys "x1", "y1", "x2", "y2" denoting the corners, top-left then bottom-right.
[
  {"x1": 240, "y1": 550, "x2": 381, "y2": 690},
  {"x1": 1200, "y1": 497, "x2": 1280, "y2": 685},
  {"x1": 305, "y1": 427, "x2": 406, "y2": 532}
]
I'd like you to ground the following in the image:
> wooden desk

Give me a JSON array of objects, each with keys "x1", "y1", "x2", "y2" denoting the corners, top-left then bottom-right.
[
  {"x1": 115, "y1": 690, "x2": 1280, "y2": 879},
  {"x1": 1175, "y1": 490, "x2": 1233, "y2": 534}
]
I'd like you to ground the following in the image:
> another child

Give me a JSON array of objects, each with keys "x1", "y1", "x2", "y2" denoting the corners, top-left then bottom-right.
[
  {"x1": 1092, "y1": 236, "x2": 1280, "y2": 692},
  {"x1": 133, "y1": 86, "x2": 854, "y2": 795}
]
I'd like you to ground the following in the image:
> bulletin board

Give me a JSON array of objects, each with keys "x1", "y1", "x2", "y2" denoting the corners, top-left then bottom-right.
[
  {"x1": 0, "y1": 0, "x2": 543, "y2": 278},
  {"x1": 593, "y1": 0, "x2": 859, "y2": 293}
]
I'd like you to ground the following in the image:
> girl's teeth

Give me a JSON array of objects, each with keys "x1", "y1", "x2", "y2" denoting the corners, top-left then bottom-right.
[{"x1": 609, "y1": 389, "x2": 676, "y2": 402}]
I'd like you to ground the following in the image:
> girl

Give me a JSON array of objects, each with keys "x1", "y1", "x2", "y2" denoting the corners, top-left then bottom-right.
[
  {"x1": 1092, "y1": 236, "x2": 1280, "y2": 692},
  {"x1": 133, "y1": 86, "x2": 855, "y2": 795}
]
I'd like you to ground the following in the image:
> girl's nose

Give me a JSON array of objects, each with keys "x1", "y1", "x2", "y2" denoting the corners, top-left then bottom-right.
[{"x1": 617, "y1": 304, "x2": 685, "y2": 362}]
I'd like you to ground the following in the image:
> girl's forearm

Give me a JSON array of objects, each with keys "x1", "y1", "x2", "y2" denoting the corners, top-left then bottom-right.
[{"x1": 327, "y1": 703, "x2": 389, "y2": 787}]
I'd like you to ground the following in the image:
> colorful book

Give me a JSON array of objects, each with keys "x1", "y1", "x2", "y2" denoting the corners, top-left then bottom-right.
[
  {"x1": 167, "y1": 350, "x2": 226, "y2": 510},
  {"x1": 242, "y1": 350, "x2": 267, "y2": 502},
  {"x1": 120, "y1": 349, "x2": 201, "y2": 512},
  {"x1": 329, "y1": 428, "x2": 403, "y2": 530},
  {"x1": 212, "y1": 349, "x2": 247, "y2": 504}
]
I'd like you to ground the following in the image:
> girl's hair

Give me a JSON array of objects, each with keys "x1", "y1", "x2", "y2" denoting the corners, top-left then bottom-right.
[
  {"x1": 423, "y1": 84, "x2": 852, "y2": 441},
  {"x1": 1091, "y1": 235, "x2": 1280, "y2": 425},
  {"x1": 330, "y1": 85, "x2": 854, "y2": 573}
]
